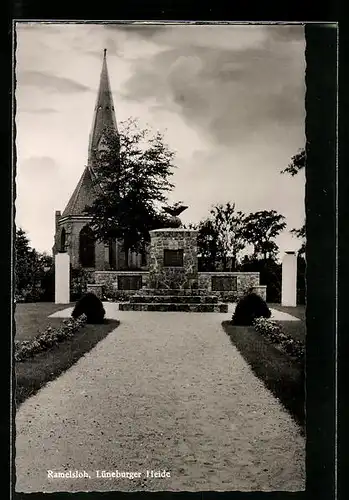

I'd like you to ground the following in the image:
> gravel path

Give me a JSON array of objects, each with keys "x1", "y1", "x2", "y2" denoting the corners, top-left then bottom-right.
[{"x1": 15, "y1": 309, "x2": 305, "y2": 492}]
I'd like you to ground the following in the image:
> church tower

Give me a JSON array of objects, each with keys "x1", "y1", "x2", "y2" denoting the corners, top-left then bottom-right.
[
  {"x1": 53, "y1": 49, "x2": 136, "y2": 270},
  {"x1": 88, "y1": 48, "x2": 119, "y2": 170}
]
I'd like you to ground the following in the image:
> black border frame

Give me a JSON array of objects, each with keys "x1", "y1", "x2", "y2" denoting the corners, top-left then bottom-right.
[{"x1": 6, "y1": 14, "x2": 340, "y2": 500}]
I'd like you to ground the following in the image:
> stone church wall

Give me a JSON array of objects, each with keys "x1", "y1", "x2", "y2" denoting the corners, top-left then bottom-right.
[{"x1": 55, "y1": 219, "x2": 106, "y2": 270}]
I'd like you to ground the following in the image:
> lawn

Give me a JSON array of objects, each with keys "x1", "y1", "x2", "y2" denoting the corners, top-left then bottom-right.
[
  {"x1": 270, "y1": 303, "x2": 306, "y2": 321},
  {"x1": 270, "y1": 303, "x2": 306, "y2": 343},
  {"x1": 14, "y1": 302, "x2": 120, "y2": 407},
  {"x1": 222, "y1": 305, "x2": 305, "y2": 431},
  {"x1": 14, "y1": 302, "x2": 76, "y2": 341}
]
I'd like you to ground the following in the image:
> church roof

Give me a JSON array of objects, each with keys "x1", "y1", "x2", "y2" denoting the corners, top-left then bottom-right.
[
  {"x1": 61, "y1": 49, "x2": 118, "y2": 219},
  {"x1": 61, "y1": 166, "x2": 102, "y2": 217},
  {"x1": 88, "y1": 48, "x2": 118, "y2": 169}
]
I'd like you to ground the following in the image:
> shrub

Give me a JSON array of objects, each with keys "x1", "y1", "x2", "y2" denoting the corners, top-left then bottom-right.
[
  {"x1": 40, "y1": 268, "x2": 55, "y2": 302},
  {"x1": 72, "y1": 292, "x2": 105, "y2": 324},
  {"x1": 70, "y1": 267, "x2": 95, "y2": 301},
  {"x1": 253, "y1": 317, "x2": 305, "y2": 361},
  {"x1": 15, "y1": 285, "x2": 45, "y2": 303},
  {"x1": 232, "y1": 291, "x2": 271, "y2": 326},
  {"x1": 15, "y1": 315, "x2": 86, "y2": 362},
  {"x1": 240, "y1": 258, "x2": 281, "y2": 303}
]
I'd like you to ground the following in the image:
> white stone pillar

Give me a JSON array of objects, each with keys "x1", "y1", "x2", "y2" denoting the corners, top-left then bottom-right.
[
  {"x1": 55, "y1": 253, "x2": 70, "y2": 304},
  {"x1": 281, "y1": 251, "x2": 297, "y2": 307}
]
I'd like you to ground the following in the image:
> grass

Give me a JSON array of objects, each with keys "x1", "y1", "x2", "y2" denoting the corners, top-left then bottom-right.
[
  {"x1": 270, "y1": 303, "x2": 305, "y2": 321},
  {"x1": 222, "y1": 319, "x2": 305, "y2": 432},
  {"x1": 270, "y1": 303, "x2": 306, "y2": 343},
  {"x1": 277, "y1": 320, "x2": 306, "y2": 343},
  {"x1": 15, "y1": 315, "x2": 120, "y2": 407},
  {"x1": 14, "y1": 302, "x2": 76, "y2": 341}
]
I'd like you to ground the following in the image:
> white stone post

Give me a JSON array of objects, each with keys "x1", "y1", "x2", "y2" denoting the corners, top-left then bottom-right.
[
  {"x1": 55, "y1": 252, "x2": 70, "y2": 304},
  {"x1": 281, "y1": 251, "x2": 297, "y2": 307}
]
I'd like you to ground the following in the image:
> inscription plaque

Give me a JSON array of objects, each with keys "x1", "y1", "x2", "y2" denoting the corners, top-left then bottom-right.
[
  {"x1": 211, "y1": 276, "x2": 237, "y2": 291},
  {"x1": 163, "y1": 249, "x2": 184, "y2": 267},
  {"x1": 117, "y1": 275, "x2": 142, "y2": 290}
]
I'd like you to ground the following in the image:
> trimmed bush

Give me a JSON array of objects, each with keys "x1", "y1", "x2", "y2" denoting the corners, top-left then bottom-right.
[
  {"x1": 72, "y1": 292, "x2": 106, "y2": 324},
  {"x1": 15, "y1": 315, "x2": 86, "y2": 362},
  {"x1": 232, "y1": 291, "x2": 271, "y2": 326},
  {"x1": 253, "y1": 317, "x2": 305, "y2": 361}
]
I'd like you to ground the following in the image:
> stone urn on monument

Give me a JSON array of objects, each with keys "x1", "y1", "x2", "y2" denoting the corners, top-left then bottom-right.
[{"x1": 162, "y1": 202, "x2": 189, "y2": 228}]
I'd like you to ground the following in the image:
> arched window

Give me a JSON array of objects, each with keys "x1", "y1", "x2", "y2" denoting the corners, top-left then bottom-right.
[
  {"x1": 79, "y1": 225, "x2": 95, "y2": 268},
  {"x1": 60, "y1": 228, "x2": 66, "y2": 252},
  {"x1": 108, "y1": 239, "x2": 116, "y2": 270}
]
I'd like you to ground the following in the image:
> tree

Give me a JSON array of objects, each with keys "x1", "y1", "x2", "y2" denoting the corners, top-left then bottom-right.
[
  {"x1": 85, "y1": 118, "x2": 176, "y2": 266},
  {"x1": 290, "y1": 226, "x2": 306, "y2": 256},
  {"x1": 282, "y1": 148, "x2": 306, "y2": 255},
  {"x1": 281, "y1": 148, "x2": 306, "y2": 176},
  {"x1": 15, "y1": 228, "x2": 53, "y2": 301},
  {"x1": 196, "y1": 218, "x2": 220, "y2": 271},
  {"x1": 15, "y1": 228, "x2": 33, "y2": 298},
  {"x1": 211, "y1": 203, "x2": 246, "y2": 270},
  {"x1": 197, "y1": 203, "x2": 246, "y2": 271},
  {"x1": 243, "y1": 210, "x2": 286, "y2": 261}
]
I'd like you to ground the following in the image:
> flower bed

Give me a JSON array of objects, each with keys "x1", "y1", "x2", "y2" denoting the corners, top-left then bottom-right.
[
  {"x1": 253, "y1": 317, "x2": 305, "y2": 361},
  {"x1": 15, "y1": 315, "x2": 87, "y2": 362}
]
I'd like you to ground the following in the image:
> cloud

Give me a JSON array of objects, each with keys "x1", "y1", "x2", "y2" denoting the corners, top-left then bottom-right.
[
  {"x1": 17, "y1": 156, "x2": 58, "y2": 174},
  {"x1": 103, "y1": 23, "x2": 166, "y2": 38},
  {"x1": 19, "y1": 107, "x2": 57, "y2": 114},
  {"x1": 267, "y1": 24, "x2": 305, "y2": 41},
  {"x1": 17, "y1": 70, "x2": 91, "y2": 93},
  {"x1": 120, "y1": 26, "x2": 305, "y2": 147},
  {"x1": 83, "y1": 41, "x2": 123, "y2": 59},
  {"x1": 15, "y1": 22, "x2": 65, "y2": 34}
]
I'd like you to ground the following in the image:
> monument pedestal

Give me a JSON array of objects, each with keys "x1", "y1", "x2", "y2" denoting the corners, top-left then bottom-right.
[
  {"x1": 120, "y1": 227, "x2": 228, "y2": 312},
  {"x1": 148, "y1": 228, "x2": 199, "y2": 289}
]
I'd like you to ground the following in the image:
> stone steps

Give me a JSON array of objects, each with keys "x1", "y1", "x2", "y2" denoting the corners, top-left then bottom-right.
[
  {"x1": 135, "y1": 288, "x2": 212, "y2": 296},
  {"x1": 119, "y1": 302, "x2": 229, "y2": 313},
  {"x1": 130, "y1": 295, "x2": 219, "y2": 304}
]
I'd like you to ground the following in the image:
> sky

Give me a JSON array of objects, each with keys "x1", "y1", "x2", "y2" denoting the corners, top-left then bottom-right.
[{"x1": 15, "y1": 22, "x2": 306, "y2": 256}]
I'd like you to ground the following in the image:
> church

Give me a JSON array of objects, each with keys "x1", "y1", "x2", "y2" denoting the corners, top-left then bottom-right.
[{"x1": 53, "y1": 49, "x2": 145, "y2": 271}]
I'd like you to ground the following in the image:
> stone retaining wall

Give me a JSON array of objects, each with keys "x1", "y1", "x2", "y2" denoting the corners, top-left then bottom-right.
[
  {"x1": 94, "y1": 271, "x2": 149, "y2": 297},
  {"x1": 198, "y1": 272, "x2": 260, "y2": 298},
  {"x1": 90, "y1": 270, "x2": 265, "y2": 301}
]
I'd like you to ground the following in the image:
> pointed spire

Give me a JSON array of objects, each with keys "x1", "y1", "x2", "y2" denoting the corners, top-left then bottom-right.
[{"x1": 88, "y1": 49, "x2": 118, "y2": 169}]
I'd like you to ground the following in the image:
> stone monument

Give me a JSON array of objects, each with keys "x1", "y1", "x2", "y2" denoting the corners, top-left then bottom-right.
[
  {"x1": 281, "y1": 251, "x2": 297, "y2": 307},
  {"x1": 148, "y1": 204, "x2": 198, "y2": 289},
  {"x1": 119, "y1": 204, "x2": 228, "y2": 312}
]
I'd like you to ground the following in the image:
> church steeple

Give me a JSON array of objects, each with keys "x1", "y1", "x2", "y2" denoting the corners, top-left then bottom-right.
[{"x1": 88, "y1": 48, "x2": 118, "y2": 169}]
